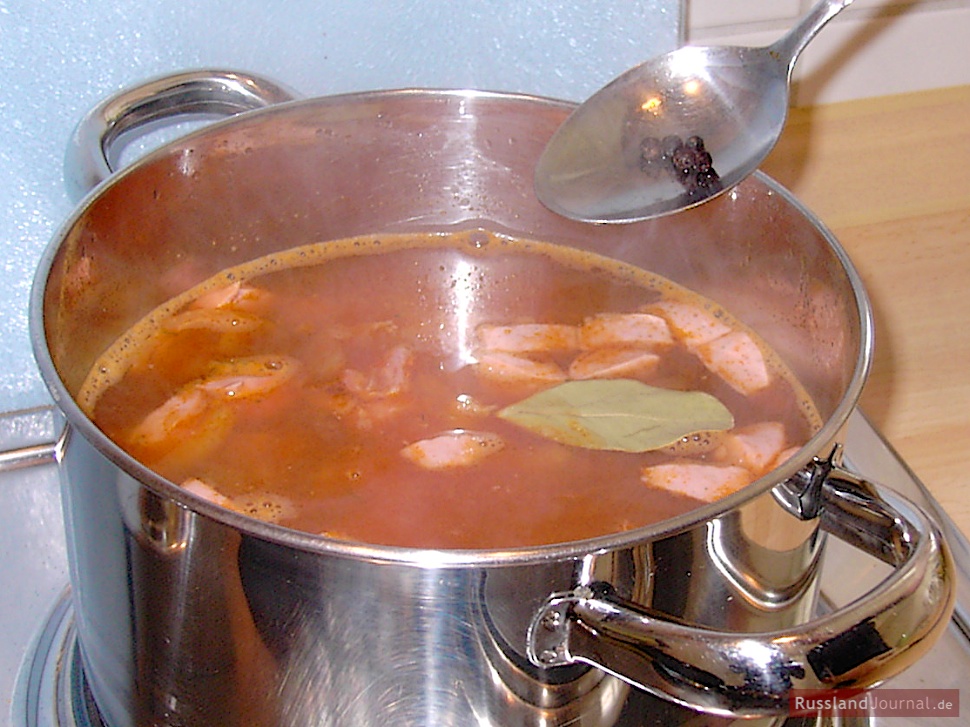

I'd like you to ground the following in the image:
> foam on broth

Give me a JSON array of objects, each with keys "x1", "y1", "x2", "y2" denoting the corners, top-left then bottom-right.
[{"x1": 82, "y1": 229, "x2": 820, "y2": 548}]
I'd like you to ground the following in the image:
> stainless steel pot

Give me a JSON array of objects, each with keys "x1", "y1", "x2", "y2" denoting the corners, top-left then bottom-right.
[{"x1": 31, "y1": 70, "x2": 954, "y2": 727}]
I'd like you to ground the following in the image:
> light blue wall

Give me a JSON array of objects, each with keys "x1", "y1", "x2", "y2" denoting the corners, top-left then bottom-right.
[{"x1": 0, "y1": 0, "x2": 682, "y2": 409}]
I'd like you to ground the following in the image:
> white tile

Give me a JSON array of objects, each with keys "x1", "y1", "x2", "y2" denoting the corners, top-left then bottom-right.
[
  {"x1": 687, "y1": 0, "x2": 970, "y2": 106},
  {"x1": 682, "y1": 2, "x2": 970, "y2": 103},
  {"x1": 835, "y1": 0, "x2": 963, "y2": 11},
  {"x1": 790, "y1": 4, "x2": 970, "y2": 104},
  {"x1": 686, "y1": 25, "x2": 785, "y2": 46},
  {"x1": 688, "y1": 0, "x2": 801, "y2": 31},
  {"x1": 839, "y1": 0, "x2": 910, "y2": 8}
]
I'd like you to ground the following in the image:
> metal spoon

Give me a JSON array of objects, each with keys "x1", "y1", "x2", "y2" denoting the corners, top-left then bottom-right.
[{"x1": 535, "y1": 0, "x2": 855, "y2": 223}]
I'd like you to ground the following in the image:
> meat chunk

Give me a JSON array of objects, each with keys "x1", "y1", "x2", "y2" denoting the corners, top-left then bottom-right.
[
  {"x1": 179, "y1": 479, "x2": 294, "y2": 524},
  {"x1": 474, "y1": 351, "x2": 567, "y2": 384},
  {"x1": 162, "y1": 308, "x2": 265, "y2": 335},
  {"x1": 568, "y1": 348, "x2": 661, "y2": 380},
  {"x1": 343, "y1": 345, "x2": 414, "y2": 399},
  {"x1": 130, "y1": 355, "x2": 298, "y2": 446},
  {"x1": 693, "y1": 330, "x2": 771, "y2": 395},
  {"x1": 199, "y1": 356, "x2": 299, "y2": 398},
  {"x1": 772, "y1": 445, "x2": 804, "y2": 470},
  {"x1": 716, "y1": 421, "x2": 788, "y2": 475},
  {"x1": 163, "y1": 282, "x2": 274, "y2": 333},
  {"x1": 401, "y1": 430, "x2": 505, "y2": 470},
  {"x1": 579, "y1": 313, "x2": 673, "y2": 351},
  {"x1": 641, "y1": 461, "x2": 753, "y2": 502},
  {"x1": 131, "y1": 388, "x2": 210, "y2": 446},
  {"x1": 182, "y1": 477, "x2": 235, "y2": 508},
  {"x1": 476, "y1": 323, "x2": 580, "y2": 354},
  {"x1": 647, "y1": 300, "x2": 733, "y2": 349}
]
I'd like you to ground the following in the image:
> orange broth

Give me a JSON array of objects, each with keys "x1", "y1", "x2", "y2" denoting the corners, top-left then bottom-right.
[{"x1": 83, "y1": 230, "x2": 820, "y2": 549}]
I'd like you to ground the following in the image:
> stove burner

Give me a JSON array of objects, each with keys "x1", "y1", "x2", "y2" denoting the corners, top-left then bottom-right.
[{"x1": 14, "y1": 589, "x2": 106, "y2": 727}]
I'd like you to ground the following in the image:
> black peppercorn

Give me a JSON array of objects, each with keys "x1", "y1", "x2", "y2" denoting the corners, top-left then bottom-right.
[
  {"x1": 670, "y1": 146, "x2": 697, "y2": 174},
  {"x1": 685, "y1": 135, "x2": 705, "y2": 152},
  {"x1": 696, "y1": 168, "x2": 721, "y2": 189},
  {"x1": 638, "y1": 132, "x2": 719, "y2": 197},
  {"x1": 661, "y1": 135, "x2": 683, "y2": 159}
]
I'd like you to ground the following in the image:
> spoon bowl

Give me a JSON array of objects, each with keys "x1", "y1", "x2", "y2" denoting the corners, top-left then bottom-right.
[{"x1": 535, "y1": 0, "x2": 855, "y2": 223}]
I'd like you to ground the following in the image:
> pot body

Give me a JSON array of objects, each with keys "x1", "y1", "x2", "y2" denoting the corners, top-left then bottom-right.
[
  {"x1": 34, "y1": 88, "x2": 920, "y2": 726},
  {"x1": 60, "y1": 429, "x2": 825, "y2": 727}
]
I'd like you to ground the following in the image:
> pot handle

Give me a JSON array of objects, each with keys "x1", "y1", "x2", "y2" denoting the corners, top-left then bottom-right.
[
  {"x1": 65, "y1": 69, "x2": 299, "y2": 201},
  {"x1": 527, "y1": 456, "x2": 955, "y2": 718}
]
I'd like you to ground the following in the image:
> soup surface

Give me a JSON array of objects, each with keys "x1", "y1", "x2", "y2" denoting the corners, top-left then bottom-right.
[{"x1": 83, "y1": 230, "x2": 819, "y2": 548}]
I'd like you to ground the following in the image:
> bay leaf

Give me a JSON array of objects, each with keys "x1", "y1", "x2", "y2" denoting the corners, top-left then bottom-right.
[{"x1": 497, "y1": 379, "x2": 734, "y2": 452}]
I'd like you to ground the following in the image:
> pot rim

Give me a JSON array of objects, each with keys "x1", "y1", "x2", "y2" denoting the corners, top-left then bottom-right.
[{"x1": 30, "y1": 87, "x2": 874, "y2": 567}]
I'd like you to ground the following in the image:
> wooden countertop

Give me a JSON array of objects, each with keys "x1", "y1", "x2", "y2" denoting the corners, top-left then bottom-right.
[{"x1": 760, "y1": 85, "x2": 970, "y2": 537}]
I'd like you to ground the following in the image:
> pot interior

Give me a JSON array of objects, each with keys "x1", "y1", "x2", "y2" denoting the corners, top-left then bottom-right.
[{"x1": 34, "y1": 89, "x2": 871, "y2": 549}]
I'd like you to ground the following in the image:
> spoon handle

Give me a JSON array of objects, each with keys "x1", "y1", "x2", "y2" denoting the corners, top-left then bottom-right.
[{"x1": 770, "y1": 0, "x2": 855, "y2": 78}]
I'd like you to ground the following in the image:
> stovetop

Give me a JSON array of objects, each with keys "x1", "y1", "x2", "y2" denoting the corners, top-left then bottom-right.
[{"x1": 1, "y1": 405, "x2": 967, "y2": 726}]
